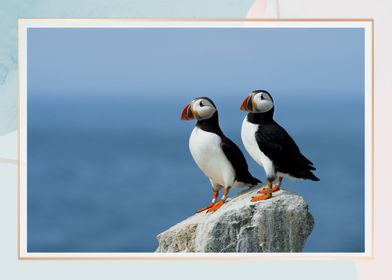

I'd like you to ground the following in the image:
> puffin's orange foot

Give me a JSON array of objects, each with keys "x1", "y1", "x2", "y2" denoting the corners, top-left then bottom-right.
[
  {"x1": 258, "y1": 184, "x2": 280, "y2": 194},
  {"x1": 251, "y1": 192, "x2": 272, "y2": 202},
  {"x1": 207, "y1": 200, "x2": 224, "y2": 213},
  {"x1": 196, "y1": 203, "x2": 215, "y2": 213}
]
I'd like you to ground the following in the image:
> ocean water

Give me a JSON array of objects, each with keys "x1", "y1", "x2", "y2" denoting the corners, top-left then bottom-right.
[{"x1": 27, "y1": 93, "x2": 364, "y2": 252}]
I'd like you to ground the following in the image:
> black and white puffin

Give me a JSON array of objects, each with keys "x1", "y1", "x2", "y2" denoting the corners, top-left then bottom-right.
[
  {"x1": 240, "y1": 90, "x2": 319, "y2": 202},
  {"x1": 181, "y1": 97, "x2": 261, "y2": 213}
]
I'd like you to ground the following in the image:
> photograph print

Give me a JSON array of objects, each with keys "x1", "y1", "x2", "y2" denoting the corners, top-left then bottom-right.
[{"x1": 20, "y1": 19, "x2": 372, "y2": 257}]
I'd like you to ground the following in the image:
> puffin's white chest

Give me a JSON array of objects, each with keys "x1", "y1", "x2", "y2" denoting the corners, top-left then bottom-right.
[
  {"x1": 241, "y1": 117, "x2": 275, "y2": 178},
  {"x1": 189, "y1": 127, "x2": 235, "y2": 187}
]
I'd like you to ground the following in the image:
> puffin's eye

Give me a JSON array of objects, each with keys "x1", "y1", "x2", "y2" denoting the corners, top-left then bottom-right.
[
  {"x1": 200, "y1": 101, "x2": 205, "y2": 107},
  {"x1": 260, "y1": 94, "x2": 264, "y2": 100}
]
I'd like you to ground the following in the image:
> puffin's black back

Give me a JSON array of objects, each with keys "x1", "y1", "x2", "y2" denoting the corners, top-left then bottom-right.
[
  {"x1": 220, "y1": 136, "x2": 261, "y2": 185},
  {"x1": 197, "y1": 112, "x2": 261, "y2": 185},
  {"x1": 248, "y1": 112, "x2": 319, "y2": 181}
]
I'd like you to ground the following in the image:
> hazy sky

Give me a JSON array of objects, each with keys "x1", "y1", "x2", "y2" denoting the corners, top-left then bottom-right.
[{"x1": 28, "y1": 28, "x2": 364, "y2": 97}]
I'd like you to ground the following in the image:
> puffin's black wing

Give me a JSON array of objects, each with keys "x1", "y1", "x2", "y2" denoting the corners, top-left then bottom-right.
[
  {"x1": 220, "y1": 137, "x2": 261, "y2": 185},
  {"x1": 255, "y1": 121, "x2": 319, "y2": 181}
]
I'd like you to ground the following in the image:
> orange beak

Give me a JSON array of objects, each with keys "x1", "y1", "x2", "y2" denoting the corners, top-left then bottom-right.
[
  {"x1": 181, "y1": 103, "x2": 194, "y2": 120},
  {"x1": 240, "y1": 95, "x2": 253, "y2": 112}
]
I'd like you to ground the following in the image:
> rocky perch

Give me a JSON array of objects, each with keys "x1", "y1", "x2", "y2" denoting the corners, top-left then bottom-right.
[{"x1": 156, "y1": 188, "x2": 314, "y2": 253}]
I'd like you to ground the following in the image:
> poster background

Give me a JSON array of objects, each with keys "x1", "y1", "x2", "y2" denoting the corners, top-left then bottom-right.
[{"x1": 0, "y1": 1, "x2": 391, "y2": 279}]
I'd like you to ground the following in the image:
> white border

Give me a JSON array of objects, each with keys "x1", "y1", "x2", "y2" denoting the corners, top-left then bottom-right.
[{"x1": 18, "y1": 19, "x2": 373, "y2": 259}]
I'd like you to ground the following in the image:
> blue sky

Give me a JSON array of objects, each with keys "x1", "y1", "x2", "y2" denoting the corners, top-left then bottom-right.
[{"x1": 28, "y1": 28, "x2": 364, "y2": 98}]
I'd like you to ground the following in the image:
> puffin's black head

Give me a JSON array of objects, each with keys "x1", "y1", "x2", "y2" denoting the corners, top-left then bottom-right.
[
  {"x1": 181, "y1": 97, "x2": 217, "y2": 121},
  {"x1": 240, "y1": 90, "x2": 274, "y2": 114}
]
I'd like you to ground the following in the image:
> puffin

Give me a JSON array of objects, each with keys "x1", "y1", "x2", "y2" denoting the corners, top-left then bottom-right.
[
  {"x1": 240, "y1": 90, "x2": 319, "y2": 202},
  {"x1": 181, "y1": 97, "x2": 261, "y2": 213}
]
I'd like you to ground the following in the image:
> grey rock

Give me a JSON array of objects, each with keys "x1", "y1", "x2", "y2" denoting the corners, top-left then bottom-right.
[{"x1": 156, "y1": 188, "x2": 314, "y2": 253}]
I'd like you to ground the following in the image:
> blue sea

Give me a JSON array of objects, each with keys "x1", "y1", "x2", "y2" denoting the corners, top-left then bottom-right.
[{"x1": 27, "y1": 93, "x2": 364, "y2": 252}]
